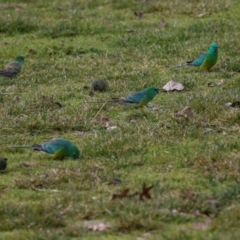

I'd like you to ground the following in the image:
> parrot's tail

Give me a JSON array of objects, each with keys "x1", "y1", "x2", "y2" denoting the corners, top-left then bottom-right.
[
  {"x1": 10, "y1": 146, "x2": 33, "y2": 149},
  {"x1": 171, "y1": 64, "x2": 188, "y2": 69}
]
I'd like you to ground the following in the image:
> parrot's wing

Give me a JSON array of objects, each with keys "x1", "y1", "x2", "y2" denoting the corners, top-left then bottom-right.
[
  {"x1": 187, "y1": 52, "x2": 207, "y2": 67},
  {"x1": 126, "y1": 90, "x2": 146, "y2": 103},
  {"x1": 137, "y1": 95, "x2": 150, "y2": 107},
  {"x1": 42, "y1": 139, "x2": 69, "y2": 154}
]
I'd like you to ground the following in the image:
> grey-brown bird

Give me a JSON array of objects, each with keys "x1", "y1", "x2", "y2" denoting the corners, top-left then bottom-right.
[
  {"x1": 0, "y1": 56, "x2": 24, "y2": 78},
  {"x1": 91, "y1": 79, "x2": 109, "y2": 92}
]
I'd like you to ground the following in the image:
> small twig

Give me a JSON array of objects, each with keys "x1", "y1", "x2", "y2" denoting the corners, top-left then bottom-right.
[{"x1": 91, "y1": 101, "x2": 108, "y2": 122}]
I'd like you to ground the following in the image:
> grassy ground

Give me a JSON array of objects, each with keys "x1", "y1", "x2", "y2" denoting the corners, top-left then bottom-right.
[{"x1": 0, "y1": 0, "x2": 240, "y2": 239}]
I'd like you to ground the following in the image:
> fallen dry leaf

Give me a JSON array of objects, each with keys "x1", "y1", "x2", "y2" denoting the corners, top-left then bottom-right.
[
  {"x1": 129, "y1": 191, "x2": 139, "y2": 198},
  {"x1": 106, "y1": 125, "x2": 117, "y2": 131},
  {"x1": 112, "y1": 189, "x2": 129, "y2": 200},
  {"x1": 162, "y1": 80, "x2": 184, "y2": 92},
  {"x1": 112, "y1": 183, "x2": 153, "y2": 201},
  {"x1": 139, "y1": 183, "x2": 154, "y2": 201},
  {"x1": 195, "y1": 12, "x2": 208, "y2": 18},
  {"x1": 84, "y1": 220, "x2": 110, "y2": 231},
  {"x1": 134, "y1": 12, "x2": 144, "y2": 18},
  {"x1": 176, "y1": 106, "x2": 194, "y2": 119}
]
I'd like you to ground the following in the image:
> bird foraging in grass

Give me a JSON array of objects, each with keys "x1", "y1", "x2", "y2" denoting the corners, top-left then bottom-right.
[
  {"x1": 111, "y1": 86, "x2": 159, "y2": 108},
  {"x1": 11, "y1": 138, "x2": 80, "y2": 160},
  {"x1": 0, "y1": 56, "x2": 25, "y2": 78},
  {"x1": 173, "y1": 43, "x2": 218, "y2": 71},
  {"x1": 91, "y1": 79, "x2": 109, "y2": 92},
  {"x1": 86, "y1": 86, "x2": 159, "y2": 115}
]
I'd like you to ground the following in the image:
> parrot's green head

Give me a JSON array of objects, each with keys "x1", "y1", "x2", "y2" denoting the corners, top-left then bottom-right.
[
  {"x1": 209, "y1": 43, "x2": 218, "y2": 54},
  {"x1": 69, "y1": 145, "x2": 80, "y2": 159},
  {"x1": 147, "y1": 86, "x2": 159, "y2": 98},
  {"x1": 14, "y1": 56, "x2": 25, "y2": 64}
]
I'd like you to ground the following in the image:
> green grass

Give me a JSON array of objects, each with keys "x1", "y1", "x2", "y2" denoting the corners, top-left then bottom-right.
[{"x1": 0, "y1": 0, "x2": 240, "y2": 239}]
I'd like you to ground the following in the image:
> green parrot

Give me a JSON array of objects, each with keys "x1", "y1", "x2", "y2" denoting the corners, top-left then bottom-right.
[
  {"x1": 173, "y1": 43, "x2": 218, "y2": 71},
  {"x1": 111, "y1": 86, "x2": 159, "y2": 108},
  {"x1": 0, "y1": 56, "x2": 24, "y2": 78},
  {"x1": 11, "y1": 138, "x2": 80, "y2": 160}
]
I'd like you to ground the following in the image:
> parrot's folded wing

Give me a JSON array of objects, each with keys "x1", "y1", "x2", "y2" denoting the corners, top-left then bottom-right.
[
  {"x1": 186, "y1": 52, "x2": 207, "y2": 67},
  {"x1": 172, "y1": 52, "x2": 207, "y2": 68}
]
